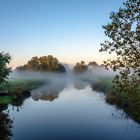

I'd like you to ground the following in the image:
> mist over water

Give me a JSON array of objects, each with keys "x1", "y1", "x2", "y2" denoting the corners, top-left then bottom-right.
[
  {"x1": 4, "y1": 66, "x2": 140, "y2": 140},
  {"x1": 9, "y1": 65, "x2": 116, "y2": 83},
  {"x1": 8, "y1": 66, "x2": 117, "y2": 101}
]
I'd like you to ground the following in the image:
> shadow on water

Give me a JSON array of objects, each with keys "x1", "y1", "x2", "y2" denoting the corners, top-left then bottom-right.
[{"x1": 0, "y1": 105, "x2": 13, "y2": 140}]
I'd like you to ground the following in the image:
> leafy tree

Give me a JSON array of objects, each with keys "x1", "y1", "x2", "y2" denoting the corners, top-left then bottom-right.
[
  {"x1": 73, "y1": 61, "x2": 87, "y2": 74},
  {"x1": 16, "y1": 55, "x2": 66, "y2": 73},
  {"x1": 100, "y1": 0, "x2": 140, "y2": 93},
  {"x1": 39, "y1": 55, "x2": 59, "y2": 71},
  {"x1": 0, "y1": 52, "x2": 11, "y2": 85},
  {"x1": 26, "y1": 57, "x2": 40, "y2": 71}
]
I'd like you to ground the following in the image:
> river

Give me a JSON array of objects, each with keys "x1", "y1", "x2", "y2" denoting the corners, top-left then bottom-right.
[{"x1": 2, "y1": 80, "x2": 140, "y2": 140}]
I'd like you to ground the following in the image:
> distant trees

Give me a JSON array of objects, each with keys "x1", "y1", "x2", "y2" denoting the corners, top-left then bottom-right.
[
  {"x1": 73, "y1": 61, "x2": 88, "y2": 74},
  {"x1": 73, "y1": 61, "x2": 105, "y2": 74},
  {"x1": 88, "y1": 61, "x2": 99, "y2": 67},
  {"x1": 100, "y1": 0, "x2": 140, "y2": 93},
  {"x1": 0, "y1": 52, "x2": 11, "y2": 85},
  {"x1": 16, "y1": 55, "x2": 66, "y2": 73}
]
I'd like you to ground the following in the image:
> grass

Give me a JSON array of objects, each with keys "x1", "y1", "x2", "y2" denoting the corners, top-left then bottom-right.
[
  {"x1": 0, "y1": 79, "x2": 46, "y2": 105},
  {"x1": 7, "y1": 79, "x2": 45, "y2": 93},
  {"x1": 92, "y1": 77, "x2": 113, "y2": 92},
  {"x1": 0, "y1": 96, "x2": 13, "y2": 104}
]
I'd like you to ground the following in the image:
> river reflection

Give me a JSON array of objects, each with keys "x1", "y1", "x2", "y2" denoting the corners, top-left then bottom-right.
[
  {"x1": 74, "y1": 80, "x2": 88, "y2": 90},
  {"x1": 1, "y1": 81, "x2": 140, "y2": 140},
  {"x1": 31, "y1": 83, "x2": 65, "y2": 102},
  {"x1": 31, "y1": 79, "x2": 88, "y2": 102},
  {"x1": 0, "y1": 105, "x2": 13, "y2": 140}
]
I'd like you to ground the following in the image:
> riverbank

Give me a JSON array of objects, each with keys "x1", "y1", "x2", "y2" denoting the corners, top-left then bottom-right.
[
  {"x1": 0, "y1": 79, "x2": 46, "y2": 104},
  {"x1": 106, "y1": 90, "x2": 140, "y2": 123},
  {"x1": 90, "y1": 77, "x2": 140, "y2": 124}
]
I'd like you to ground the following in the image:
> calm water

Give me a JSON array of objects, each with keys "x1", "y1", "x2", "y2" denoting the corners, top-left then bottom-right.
[{"x1": 2, "y1": 81, "x2": 140, "y2": 140}]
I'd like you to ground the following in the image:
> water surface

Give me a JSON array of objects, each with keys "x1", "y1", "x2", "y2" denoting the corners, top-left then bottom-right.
[{"x1": 3, "y1": 81, "x2": 140, "y2": 140}]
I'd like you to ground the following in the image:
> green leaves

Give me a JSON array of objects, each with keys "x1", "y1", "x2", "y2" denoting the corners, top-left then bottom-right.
[
  {"x1": 0, "y1": 52, "x2": 11, "y2": 85},
  {"x1": 16, "y1": 55, "x2": 66, "y2": 73},
  {"x1": 73, "y1": 61, "x2": 87, "y2": 74},
  {"x1": 100, "y1": 0, "x2": 140, "y2": 94}
]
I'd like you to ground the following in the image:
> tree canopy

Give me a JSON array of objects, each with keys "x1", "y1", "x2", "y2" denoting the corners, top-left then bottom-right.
[
  {"x1": 73, "y1": 61, "x2": 88, "y2": 74},
  {"x1": 0, "y1": 52, "x2": 11, "y2": 85},
  {"x1": 88, "y1": 61, "x2": 99, "y2": 67},
  {"x1": 100, "y1": 0, "x2": 140, "y2": 93},
  {"x1": 16, "y1": 55, "x2": 66, "y2": 73}
]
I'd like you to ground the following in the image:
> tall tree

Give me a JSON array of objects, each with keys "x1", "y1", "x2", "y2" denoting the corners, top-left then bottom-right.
[
  {"x1": 0, "y1": 52, "x2": 11, "y2": 85},
  {"x1": 100, "y1": 0, "x2": 140, "y2": 93}
]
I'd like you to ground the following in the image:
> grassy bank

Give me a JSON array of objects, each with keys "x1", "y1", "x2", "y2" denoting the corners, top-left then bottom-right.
[
  {"x1": 0, "y1": 79, "x2": 46, "y2": 104},
  {"x1": 106, "y1": 90, "x2": 140, "y2": 123},
  {"x1": 0, "y1": 96, "x2": 13, "y2": 104},
  {"x1": 91, "y1": 77, "x2": 113, "y2": 93},
  {"x1": 7, "y1": 79, "x2": 45, "y2": 93},
  {"x1": 90, "y1": 77, "x2": 140, "y2": 124}
]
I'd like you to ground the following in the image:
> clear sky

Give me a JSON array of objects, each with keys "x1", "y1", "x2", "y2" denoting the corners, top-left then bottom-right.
[{"x1": 0, "y1": 0, "x2": 124, "y2": 68}]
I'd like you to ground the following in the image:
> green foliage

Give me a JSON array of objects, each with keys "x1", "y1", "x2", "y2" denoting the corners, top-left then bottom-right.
[
  {"x1": 0, "y1": 96, "x2": 13, "y2": 104},
  {"x1": 91, "y1": 77, "x2": 113, "y2": 93},
  {"x1": 0, "y1": 52, "x2": 11, "y2": 85},
  {"x1": 106, "y1": 91, "x2": 140, "y2": 123},
  {"x1": 0, "y1": 78, "x2": 45, "y2": 98},
  {"x1": 73, "y1": 61, "x2": 88, "y2": 74},
  {"x1": 100, "y1": 0, "x2": 140, "y2": 93},
  {"x1": 16, "y1": 55, "x2": 66, "y2": 72}
]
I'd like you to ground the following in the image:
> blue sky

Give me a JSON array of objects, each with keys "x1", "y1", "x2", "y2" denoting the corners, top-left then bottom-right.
[{"x1": 0, "y1": 0, "x2": 124, "y2": 68}]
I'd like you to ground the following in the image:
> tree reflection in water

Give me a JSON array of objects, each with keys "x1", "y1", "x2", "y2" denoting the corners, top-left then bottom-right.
[
  {"x1": 11, "y1": 91, "x2": 31, "y2": 112},
  {"x1": 31, "y1": 80, "x2": 89, "y2": 102},
  {"x1": 31, "y1": 82, "x2": 66, "y2": 102},
  {"x1": 0, "y1": 105, "x2": 13, "y2": 140},
  {"x1": 74, "y1": 80, "x2": 88, "y2": 90}
]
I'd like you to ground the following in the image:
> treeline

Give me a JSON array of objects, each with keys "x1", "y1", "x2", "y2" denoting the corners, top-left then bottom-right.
[
  {"x1": 73, "y1": 61, "x2": 104, "y2": 74},
  {"x1": 16, "y1": 55, "x2": 103, "y2": 74},
  {"x1": 16, "y1": 55, "x2": 66, "y2": 73}
]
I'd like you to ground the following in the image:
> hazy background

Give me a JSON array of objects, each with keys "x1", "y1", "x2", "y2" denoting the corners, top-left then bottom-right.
[{"x1": 0, "y1": 0, "x2": 124, "y2": 68}]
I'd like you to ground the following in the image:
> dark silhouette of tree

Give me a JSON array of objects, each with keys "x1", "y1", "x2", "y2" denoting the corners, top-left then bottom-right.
[
  {"x1": 16, "y1": 55, "x2": 66, "y2": 73},
  {"x1": 0, "y1": 52, "x2": 11, "y2": 85},
  {"x1": 57, "y1": 64, "x2": 66, "y2": 72},
  {"x1": 73, "y1": 61, "x2": 87, "y2": 74},
  {"x1": 0, "y1": 105, "x2": 13, "y2": 140},
  {"x1": 100, "y1": 0, "x2": 140, "y2": 93},
  {"x1": 16, "y1": 65, "x2": 27, "y2": 71}
]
